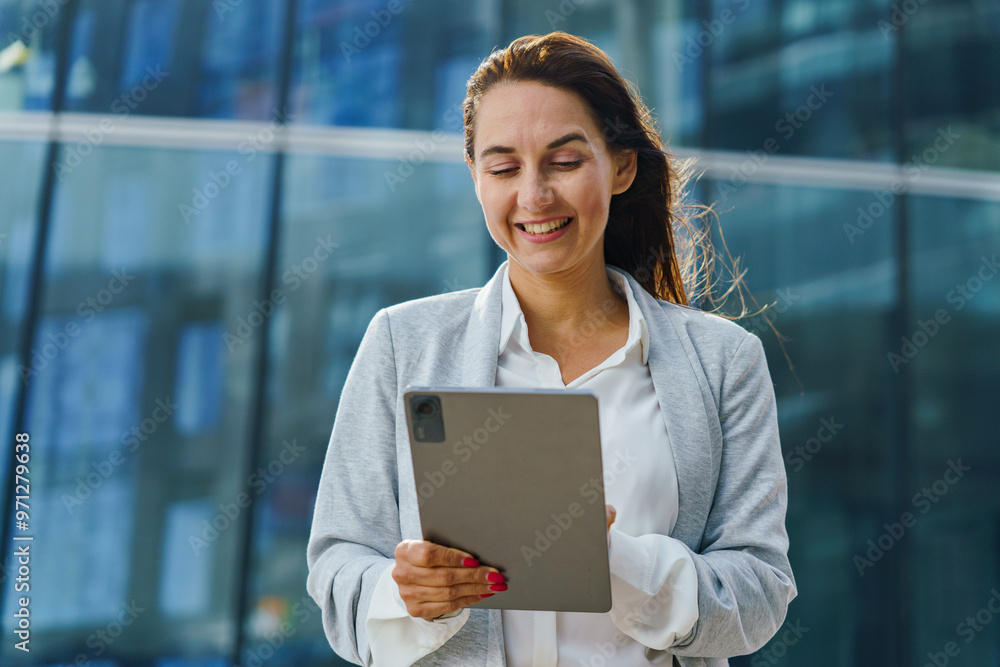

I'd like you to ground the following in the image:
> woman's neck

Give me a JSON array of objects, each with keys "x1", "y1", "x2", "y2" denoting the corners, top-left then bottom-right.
[{"x1": 507, "y1": 255, "x2": 629, "y2": 349}]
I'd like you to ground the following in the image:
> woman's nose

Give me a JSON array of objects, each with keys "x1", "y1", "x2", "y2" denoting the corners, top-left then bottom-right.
[{"x1": 517, "y1": 170, "x2": 555, "y2": 211}]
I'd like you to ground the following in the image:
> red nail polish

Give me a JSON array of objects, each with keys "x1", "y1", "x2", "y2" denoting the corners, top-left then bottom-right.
[
  {"x1": 489, "y1": 583, "x2": 508, "y2": 592},
  {"x1": 463, "y1": 557, "x2": 479, "y2": 567},
  {"x1": 487, "y1": 572, "x2": 505, "y2": 583},
  {"x1": 480, "y1": 593, "x2": 495, "y2": 599}
]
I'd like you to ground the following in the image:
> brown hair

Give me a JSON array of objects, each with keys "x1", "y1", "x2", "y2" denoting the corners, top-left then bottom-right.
[{"x1": 462, "y1": 31, "x2": 740, "y2": 309}]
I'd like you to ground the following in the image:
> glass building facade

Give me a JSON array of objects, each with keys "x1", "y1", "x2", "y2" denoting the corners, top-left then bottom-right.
[{"x1": 0, "y1": 0, "x2": 998, "y2": 665}]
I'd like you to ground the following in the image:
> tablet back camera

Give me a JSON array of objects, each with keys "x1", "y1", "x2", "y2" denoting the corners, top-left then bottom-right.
[{"x1": 409, "y1": 394, "x2": 445, "y2": 442}]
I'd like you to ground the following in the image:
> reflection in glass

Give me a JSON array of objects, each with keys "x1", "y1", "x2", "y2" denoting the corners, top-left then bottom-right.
[
  {"x1": 709, "y1": 180, "x2": 899, "y2": 665},
  {"x1": 61, "y1": 0, "x2": 283, "y2": 120},
  {"x1": 904, "y1": 1, "x2": 1000, "y2": 171},
  {"x1": 0, "y1": 144, "x2": 272, "y2": 664},
  {"x1": 907, "y1": 195, "x2": 1000, "y2": 666},
  {"x1": 0, "y1": 0, "x2": 63, "y2": 111}
]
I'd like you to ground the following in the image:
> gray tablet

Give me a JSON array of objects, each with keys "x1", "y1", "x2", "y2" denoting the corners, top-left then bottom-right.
[{"x1": 403, "y1": 386, "x2": 612, "y2": 613}]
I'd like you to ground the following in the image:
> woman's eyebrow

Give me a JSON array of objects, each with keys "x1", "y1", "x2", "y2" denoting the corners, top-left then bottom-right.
[
  {"x1": 545, "y1": 132, "x2": 588, "y2": 150},
  {"x1": 478, "y1": 132, "x2": 589, "y2": 160}
]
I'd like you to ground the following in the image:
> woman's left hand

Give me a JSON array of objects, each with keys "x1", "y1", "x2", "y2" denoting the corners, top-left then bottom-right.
[{"x1": 606, "y1": 504, "x2": 616, "y2": 535}]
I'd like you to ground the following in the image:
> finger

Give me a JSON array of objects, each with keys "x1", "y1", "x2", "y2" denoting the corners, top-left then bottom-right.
[
  {"x1": 397, "y1": 539, "x2": 479, "y2": 568},
  {"x1": 434, "y1": 593, "x2": 496, "y2": 618},
  {"x1": 394, "y1": 556, "x2": 504, "y2": 591},
  {"x1": 402, "y1": 579, "x2": 506, "y2": 604},
  {"x1": 413, "y1": 561, "x2": 505, "y2": 589},
  {"x1": 417, "y1": 593, "x2": 489, "y2": 621}
]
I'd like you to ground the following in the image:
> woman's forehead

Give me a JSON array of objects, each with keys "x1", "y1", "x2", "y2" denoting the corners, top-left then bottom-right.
[{"x1": 474, "y1": 82, "x2": 599, "y2": 151}]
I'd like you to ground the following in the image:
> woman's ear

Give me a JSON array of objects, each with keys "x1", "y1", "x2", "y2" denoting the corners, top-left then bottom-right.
[
  {"x1": 611, "y1": 148, "x2": 638, "y2": 195},
  {"x1": 465, "y1": 152, "x2": 480, "y2": 199}
]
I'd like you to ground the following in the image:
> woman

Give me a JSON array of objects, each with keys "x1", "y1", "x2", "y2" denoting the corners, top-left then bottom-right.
[{"x1": 307, "y1": 31, "x2": 796, "y2": 666}]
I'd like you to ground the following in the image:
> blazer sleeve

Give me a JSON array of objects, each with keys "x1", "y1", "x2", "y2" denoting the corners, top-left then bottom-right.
[
  {"x1": 306, "y1": 308, "x2": 406, "y2": 665},
  {"x1": 666, "y1": 332, "x2": 797, "y2": 658}
]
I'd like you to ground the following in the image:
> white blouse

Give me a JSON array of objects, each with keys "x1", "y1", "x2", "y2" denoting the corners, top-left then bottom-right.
[{"x1": 365, "y1": 264, "x2": 699, "y2": 666}]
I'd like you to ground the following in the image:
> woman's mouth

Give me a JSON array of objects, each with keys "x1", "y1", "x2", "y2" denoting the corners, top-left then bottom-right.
[{"x1": 514, "y1": 217, "x2": 573, "y2": 242}]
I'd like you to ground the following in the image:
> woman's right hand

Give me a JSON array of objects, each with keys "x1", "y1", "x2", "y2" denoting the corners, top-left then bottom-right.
[{"x1": 392, "y1": 539, "x2": 507, "y2": 621}]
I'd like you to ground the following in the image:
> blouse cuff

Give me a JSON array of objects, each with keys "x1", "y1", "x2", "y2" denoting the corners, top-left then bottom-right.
[
  {"x1": 606, "y1": 526, "x2": 699, "y2": 650},
  {"x1": 365, "y1": 562, "x2": 470, "y2": 666}
]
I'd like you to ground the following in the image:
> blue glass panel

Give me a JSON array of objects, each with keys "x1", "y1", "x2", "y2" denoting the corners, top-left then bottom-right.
[
  {"x1": 0, "y1": 0, "x2": 63, "y2": 110},
  {"x1": 0, "y1": 143, "x2": 272, "y2": 662}
]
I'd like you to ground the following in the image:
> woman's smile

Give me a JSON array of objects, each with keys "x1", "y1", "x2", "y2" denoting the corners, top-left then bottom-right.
[{"x1": 514, "y1": 216, "x2": 574, "y2": 242}]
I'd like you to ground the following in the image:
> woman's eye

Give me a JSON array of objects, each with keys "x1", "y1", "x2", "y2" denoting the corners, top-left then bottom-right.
[{"x1": 486, "y1": 160, "x2": 582, "y2": 176}]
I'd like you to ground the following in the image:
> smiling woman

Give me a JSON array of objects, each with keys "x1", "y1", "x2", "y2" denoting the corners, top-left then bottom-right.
[
  {"x1": 461, "y1": 33, "x2": 710, "y2": 308},
  {"x1": 307, "y1": 30, "x2": 795, "y2": 667}
]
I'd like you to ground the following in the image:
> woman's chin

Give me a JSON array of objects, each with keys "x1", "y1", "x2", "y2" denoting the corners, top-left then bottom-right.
[{"x1": 508, "y1": 251, "x2": 581, "y2": 278}]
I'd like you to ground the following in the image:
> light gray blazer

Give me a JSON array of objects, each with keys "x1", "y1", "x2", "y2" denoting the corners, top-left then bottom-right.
[{"x1": 307, "y1": 260, "x2": 796, "y2": 666}]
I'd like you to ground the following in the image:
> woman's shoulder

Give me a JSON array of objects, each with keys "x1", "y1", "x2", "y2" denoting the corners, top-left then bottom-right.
[
  {"x1": 654, "y1": 298, "x2": 756, "y2": 353},
  {"x1": 649, "y1": 298, "x2": 767, "y2": 404},
  {"x1": 383, "y1": 286, "x2": 481, "y2": 323},
  {"x1": 372, "y1": 286, "x2": 484, "y2": 352},
  {"x1": 614, "y1": 266, "x2": 753, "y2": 356}
]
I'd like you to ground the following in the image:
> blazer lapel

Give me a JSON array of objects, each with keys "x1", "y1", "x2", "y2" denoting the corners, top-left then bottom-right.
[
  {"x1": 613, "y1": 266, "x2": 714, "y2": 552},
  {"x1": 461, "y1": 260, "x2": 506, "y2": 387}
]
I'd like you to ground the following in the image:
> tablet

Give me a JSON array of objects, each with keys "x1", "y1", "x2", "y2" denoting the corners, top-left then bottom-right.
[{"x1": 403, "y1": 386, "x2": 612, "y2": 613}]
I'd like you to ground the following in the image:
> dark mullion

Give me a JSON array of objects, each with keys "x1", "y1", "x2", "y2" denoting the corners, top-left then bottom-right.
[
  {"x1": 0, "y1": 0, "x2": 79, "y2": 624},
  {"x1": 229, "y1": 0, "x2": 299, "y2": 662},
  {"x1": 889, "y1": 6, "x2": 912, "y2": 665}
]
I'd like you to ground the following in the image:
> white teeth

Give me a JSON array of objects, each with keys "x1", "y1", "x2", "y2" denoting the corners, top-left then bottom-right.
[{"x1": 521, "y1": 217, "x2": 571, "y2": 234}]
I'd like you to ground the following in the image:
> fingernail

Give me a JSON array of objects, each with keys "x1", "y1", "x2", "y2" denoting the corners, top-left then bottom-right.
[
  {"x1": 489, "y1": 583, "x2": 508, "y2": 592},
  {"x1": 487, "y1": 572, "x2": 505, "y2": 583},
  {"x1": 463, "y1": 557, "x2": 479, "y2": 567},
  {"x1": 479, "y1": 593, "x2": 495, "y2": 598}
]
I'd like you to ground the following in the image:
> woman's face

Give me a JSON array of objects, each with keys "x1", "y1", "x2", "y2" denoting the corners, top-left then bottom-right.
[{"x1": 465, "y1": 81, "x2": 636, "y2": 279}]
